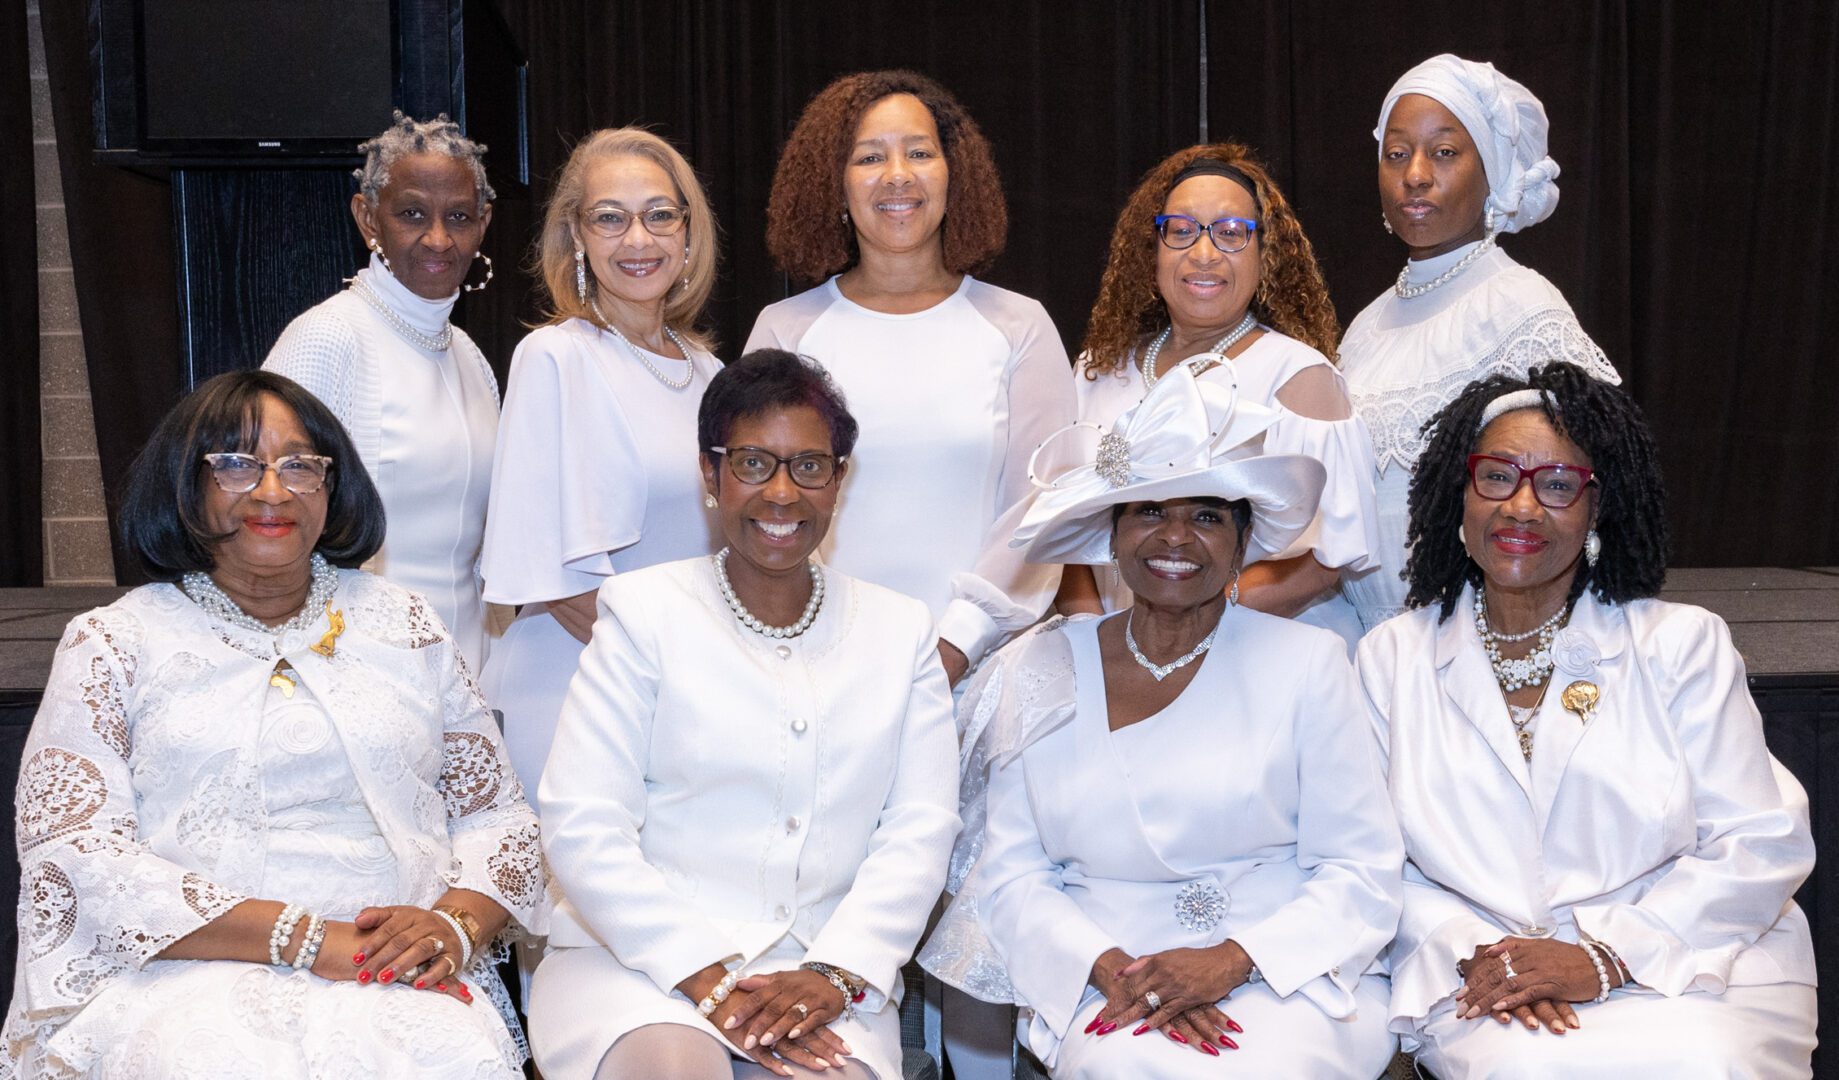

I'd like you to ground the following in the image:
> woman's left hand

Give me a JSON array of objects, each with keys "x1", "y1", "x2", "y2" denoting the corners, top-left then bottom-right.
[
  {"x1": 938, "y1": 641, "x2": 970, "y2": 686},
  {"x1": 723, "y1": 969, "x2": 850, "y2": 1054},
  {"x1": 1455, "y1": 938, "x2": 1608, "y2": 1017},
  {"x1": 1095, "y1": 940, "x2": 1250, "y2": 1035},
  {"x1": 349, "y1": 905, "x2": 473, "y2": 996}
]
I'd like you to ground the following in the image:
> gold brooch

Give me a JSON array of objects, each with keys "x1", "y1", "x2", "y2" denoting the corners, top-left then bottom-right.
[
  {"x1": 1560, "y1": 680, "x2": 1600, "y2": 725},
  {"x1": 310, "y1": 602, "x2": 345, "y2": 658}
]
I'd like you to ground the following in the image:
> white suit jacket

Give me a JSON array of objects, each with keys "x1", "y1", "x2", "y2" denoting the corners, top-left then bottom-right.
[
  {"x1": 1357, "y1": 587, "x2": 1817, "y2": 1034},
  {"x1": 538, "y1": 557, "x2": 961, "y2": 1009},
  {"x1": 977, "y1": 609, "x2": 1404, "y2": 1061}
]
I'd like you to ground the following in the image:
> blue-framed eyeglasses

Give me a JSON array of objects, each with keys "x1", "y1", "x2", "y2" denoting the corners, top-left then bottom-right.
[{"x1": 1155, "y1": 214, "x2": 1260, "y2": 253}]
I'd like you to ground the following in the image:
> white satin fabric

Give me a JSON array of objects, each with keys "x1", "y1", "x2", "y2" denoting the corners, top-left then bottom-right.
[
  {"x1": 529, "y1": 558, "x2": 961, "y2": 1080},
  {"x1": 1076, "y1": 331, "x2": 1380, "y2": 650},
  {"x1": 1356, "y1": 589, "x2": 1817, "y2": 1075},
  {"x1": 969, "y1": 611, "x2": 1402, "y2": 1073}
]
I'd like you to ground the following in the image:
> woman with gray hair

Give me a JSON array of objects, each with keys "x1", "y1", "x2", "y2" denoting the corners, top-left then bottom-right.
[
  {"x1": 1338, "y1": 55, "x2": 1622, "y2": 634},
  {"x1": 265, "y1": 111, "x2": 500, "y2": 670}
]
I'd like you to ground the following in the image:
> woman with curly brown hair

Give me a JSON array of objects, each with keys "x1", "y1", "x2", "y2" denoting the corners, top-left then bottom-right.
[
  {"x1": 1061, "y1": 143, "x2": 1380, "y2": 650},
  {"x1": 745, "y1": 69, "x2": 1076, "y2": 693}
]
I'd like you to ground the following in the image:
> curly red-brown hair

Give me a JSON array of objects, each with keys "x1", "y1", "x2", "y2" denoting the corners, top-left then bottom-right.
[
  {"x1": 1081, "y1": 142, "x2": 1340, "y2": 377},
  {"x1": 765, "y1": 70, "x2": 1008, "y2": 283}
]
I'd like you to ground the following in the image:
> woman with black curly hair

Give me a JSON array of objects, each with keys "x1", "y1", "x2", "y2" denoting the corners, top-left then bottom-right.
[
  {"x1": 1356, "y1": 363, "x2": 1816, "y2": 1078},
  {"x1": 745, "y1": 70, "x2": 1076, "y2": 692},
  {"x1": 1061, "y1": 142, "x2": 1380, "y2": 652}
]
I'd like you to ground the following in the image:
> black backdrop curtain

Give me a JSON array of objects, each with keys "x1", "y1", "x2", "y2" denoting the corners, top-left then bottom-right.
[{"x1": 0, "y1": 0, "x2": 40, "y2": 586}]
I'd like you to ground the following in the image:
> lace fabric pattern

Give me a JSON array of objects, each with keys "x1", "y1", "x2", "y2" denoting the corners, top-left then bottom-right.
[{"x1": 1, "y1": 572, "x2": 544, "y2": 1076}]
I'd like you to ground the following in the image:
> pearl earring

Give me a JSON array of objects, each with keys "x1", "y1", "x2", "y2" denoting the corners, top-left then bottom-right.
[
  {"x1": 368, "y1": 237, "x2": 393, "y2": 275},
  {"x1": 1483, "y1": 205, "x2": 1499, "y2": 235},
  {"x1": 1458, "y1": 523, "x2": 1467, "y2": 546},
  {"x1": 575, "y1": 249, "x2": 588, "y2": 302},
  {"x1": 840, "y1": 210, "x2": 850, "y2": 224},
  {"x1": 704, "y1": 493, "x2": 717, "y2": 510},
  {"x1": 1585, "y1": 529, "x2": 1602, "y2": 567},
  {"x1": 461, "y1": 251, "x2": 493, "y2": 293}
]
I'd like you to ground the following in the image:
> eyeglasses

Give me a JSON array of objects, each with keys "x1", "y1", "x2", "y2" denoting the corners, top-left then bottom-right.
[
  {"x1": 708, "y1": 447, "x2": 843, "y2": 489},
  {"x1": 1155, "y1": 214, "x2": 1260, "y2": 253},
  {"x1": 580, "y1": 204, "x2": 689, "y2": 240},
  {"x1": 1466, "y1": 454, "x2": 1597, "y2": 509},
  {"x1": 202, "y1": 453, "x2": 334, "y2": 495}
]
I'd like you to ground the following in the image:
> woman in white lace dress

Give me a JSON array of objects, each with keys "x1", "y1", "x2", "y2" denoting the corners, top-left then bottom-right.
[
  {"x1": 265, "y1": 112, "x2": 501, "y2": 671},
  {"x1": 1060, "y1": 142, "x2": 1382, "y2": 652},
  {"x1": 1339, "y1": 54, "x2": 1622, "y2": 631},
  {"x1": 4, "y1": 372, "x2": 544, "y2": 1079}
]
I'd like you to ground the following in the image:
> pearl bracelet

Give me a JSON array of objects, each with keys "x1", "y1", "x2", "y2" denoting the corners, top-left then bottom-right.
[
  {"x1": 269, "y1": 904, "x2": 307, "y2": 967},
  {"x1": 1584, "y1": 942, "x2": 1611, "y2": 1003},
  {"x1": 432, "y1": 909, "x2": 474, "y2": 970},
  {"x1": 697, "y1": 970, "x2": 740, "y2": 1017},
  {"x1": 291, "y1": 914, "x2": 327, "y2": 971}
]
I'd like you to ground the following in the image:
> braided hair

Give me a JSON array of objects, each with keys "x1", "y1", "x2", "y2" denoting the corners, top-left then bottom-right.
[
  {"x1": 353, "y1": 111, "x2": 493, "y2": 211},
  {"x1": 1404, "y1": 363, "x2": 1669, "y2": 621}
]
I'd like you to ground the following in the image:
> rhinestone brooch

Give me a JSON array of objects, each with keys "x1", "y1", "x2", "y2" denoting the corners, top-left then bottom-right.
[
  {"x1": 1095, "y1": 431, "x2": 1132, "y2": 488},
  {"x1": 1174, "y1": 879, "x2": 1228, "y2": 933}
]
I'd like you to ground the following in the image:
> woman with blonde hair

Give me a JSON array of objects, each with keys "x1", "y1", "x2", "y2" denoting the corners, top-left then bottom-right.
[
  {"x1": 480, "y1": 126, "x2": 722, "y2": 806},
  {"x1": 1059, "y1": 142, "x2": 1380, "y2": 650}
]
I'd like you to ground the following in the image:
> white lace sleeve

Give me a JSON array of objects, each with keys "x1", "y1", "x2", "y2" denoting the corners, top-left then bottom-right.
[
  {"x1": 1354, "y1": 306, "x2": 1620, "y2": 472},
  {"x1": 4, "y1": 609, "x2": 249, "y2": 1056}
]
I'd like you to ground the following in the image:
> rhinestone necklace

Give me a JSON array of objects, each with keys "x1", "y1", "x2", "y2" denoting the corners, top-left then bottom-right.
[
  {"x1": 1474, "y1": 591, "x2": 1568, "y2": 693},
  {"x1": 180, "y1": 552, "x2": 338, "y2": 637},
  {"x1": 1394, "y1": 233, "x2": 1497, "y2": 300},
  {"x1": 1141, "y1": 311, "x2": 1258, "y2": 390},
  {"x1": 1123, "y1": 609, "x2": 1220, "y2": 682},
  {"x1": 348, "y1": 277, "x2": 453, "y2": 352},
  {"x1": 712, "y1": 547, "x2": 824, "y2": 639},
  {"x1": 588, "y1": 299, "x2": 695, "y2": 390}
]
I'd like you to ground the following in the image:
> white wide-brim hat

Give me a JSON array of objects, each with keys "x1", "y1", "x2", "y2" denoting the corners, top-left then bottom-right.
[{"x1": 1012, "y1": 361, "x2": 1327, "y2": 567}]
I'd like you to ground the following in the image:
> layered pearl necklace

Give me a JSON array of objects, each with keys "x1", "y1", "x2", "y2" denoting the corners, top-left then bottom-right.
[
  {"x1": 180, "y1": 552, "x2": 338, "y2": 638},
  {"x1": 1394, "y1": 233, "x2": 1497, "y2": 300},
  {"x1": 1140, "y1": 311, "x2": 1258, "y2": 390},
  {"x1": 348, "y1": 277, "x2": 453, "y2": 352},
  {"x1": 1124, "y1": 609, "x2": 1220, "y2": 682},
  {"x1": 712, "y1": 547, "x2": 824, "y2": 639},
  {"x1": 588, "y1": 299, "x2": 694, "y2": 390},
  {"x1": 1474, "y1": 590, "x2": 1568, "y2": 693}
]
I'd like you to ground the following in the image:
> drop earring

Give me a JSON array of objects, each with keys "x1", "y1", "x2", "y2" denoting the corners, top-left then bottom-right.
[
  {"x1": 461, "y1": 251, "x2": 493, "y2": 293},
  {"x1": 1584, "y1": 529, "x2": 1601, "y2": 567},
  {"x1": 368, "y1": 237, "x2": 393, "y2": 275},
  {"x1": 1382, "y1": 215, "x2": 1395, "y2": 235},
  {"x1": 575, "y1": 249, "x2": 588, "y2": 302},
  {"x1": 1226, "y1": 569, "x2": 1241, "y2": 606},
  {"x1": 1458, "y1": 524, "x2": 1467, "y2": 546},
  {"x1": 1483, "y1": 205, "x2": 1499, "y2": 236},
  {"x1": 681, "y1": 242, "x2": 691, "y2": 291},
  {"x1": 1108, "y1": 550, "x2": 1120, "y2": 586}
]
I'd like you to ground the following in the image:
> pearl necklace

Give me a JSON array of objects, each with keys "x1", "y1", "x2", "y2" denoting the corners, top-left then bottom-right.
[
  {"x1": 348, "y1": 277, "x2": 453, "y2": 352},
  {"x1": 1140, "y1": 311, "x2": 1258, "y2": 390},
  {"x1": 1474, "y1": 591, "x2": 1567, "y2": 693},
  {"x1": 180, "y1": 552, "x2": 338, "y2": 637},
  {"x1": 1123, "y1": 609, "x2": 1220, "y2": 682},
  {"x1": 712, "y1": 547, "x2": 824, "y2": 639},
  {"x1": 588, "y1": 299, "x2": 695, "y2": 390},
  {"x1": 1394, "y1": 233, "x2": 1497, "y2": 299}
]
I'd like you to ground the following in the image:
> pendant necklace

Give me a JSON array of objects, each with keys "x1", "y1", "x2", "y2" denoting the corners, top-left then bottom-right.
[{"x1": 1140, "y1": 311, "x2": 1258, "y2": 390}]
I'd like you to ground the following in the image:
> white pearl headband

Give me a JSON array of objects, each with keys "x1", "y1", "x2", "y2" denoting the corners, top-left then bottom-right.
[{"x1": 1477, "y1": 388, "x2": 1554, "y2": 431}]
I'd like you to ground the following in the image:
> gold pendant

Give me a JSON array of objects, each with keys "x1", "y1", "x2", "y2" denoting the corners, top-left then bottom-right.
[
  {"x1": 310, "y1": 603, "x2": 345, "y2": 658},
  {"x1": 1516, "y1": 729, "x2": 1534, "y2": 761},
  {"x1": 270, "y1": 669, "x2": 296, "y2": 698},
  {"x1": 1561, "y1": 680, "x2": 1600, "y2": 725}
]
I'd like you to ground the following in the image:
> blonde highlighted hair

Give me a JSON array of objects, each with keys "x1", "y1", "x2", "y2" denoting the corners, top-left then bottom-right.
[{"x1": 534, "y1": 127, "x2": 718, "y2": 350}]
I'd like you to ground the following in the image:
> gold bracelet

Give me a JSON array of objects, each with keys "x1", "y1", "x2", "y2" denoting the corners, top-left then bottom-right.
[{"x1": 433, "y1": 905, "x2": 482, "y2": 952}]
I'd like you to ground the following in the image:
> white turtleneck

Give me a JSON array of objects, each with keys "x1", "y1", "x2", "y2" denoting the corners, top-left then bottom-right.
[{"x1": 263, "y1": 253, "x2": 501, "y2": 670}]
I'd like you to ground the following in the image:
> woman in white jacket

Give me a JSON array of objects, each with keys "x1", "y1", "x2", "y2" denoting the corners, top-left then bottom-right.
[
  {"x1": 1356, "y1": 363, "x2": 1816, "y2": 1078},
  {"x1": 527, "y1": 350, "x2": 961, "y2": 1080}
]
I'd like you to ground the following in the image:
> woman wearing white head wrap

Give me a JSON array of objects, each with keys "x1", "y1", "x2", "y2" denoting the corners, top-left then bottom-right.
[{"x1": 1338, "y1": 53, "x2": 1622, "y2": 632}]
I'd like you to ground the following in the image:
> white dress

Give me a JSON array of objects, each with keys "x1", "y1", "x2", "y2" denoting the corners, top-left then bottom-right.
[
  {"x1": 1337, "y1": 242, "x2": 1621, "y2": 630},
  {"x1": 4, "y1": 573, "x2": 546, "y2": 1079},
  {"x1": 477, "y1": 319, "x2": 720, "y2": 801},
  {"x1": 526, "y1": 558, "x2": 961, "y2": 1080},
  {"x1": 746, "y1": 276, "x2": 1077, "y2": 667},
  {"x1": 1075, "y1": 332, "x2": 1381, "y2": 650},
  {"x1": 1356, "y1": 588, "x2": 1817, "y2": 1078},
  {"x1": 264, "y1": 254, "x2": 501, "y2": 671},
  {"x1": 960, "y1": 610, "x2": 1402, "y2": 1077}
]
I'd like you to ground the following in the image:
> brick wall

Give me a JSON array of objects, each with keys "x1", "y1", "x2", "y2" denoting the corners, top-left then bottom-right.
[{"x1": 30, "y1": 0, "x2": 113, "y2": 585}]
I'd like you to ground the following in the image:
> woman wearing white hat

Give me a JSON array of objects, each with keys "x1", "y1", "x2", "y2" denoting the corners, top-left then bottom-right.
[
  {"x1": 1339, "y1": 53, "x2": 1622, "y2": 632},
  {"x1": 921, "y1": 366, "x2": 1403, "y2": 1077}
]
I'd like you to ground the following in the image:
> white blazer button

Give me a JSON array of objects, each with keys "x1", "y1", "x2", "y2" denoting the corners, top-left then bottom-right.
[
  {"x1": 775, "y1": 905, "x2": 791, "y2": 920},
  {"x1": 1331, "y1": 966, "x2": 1340, "y2": 977},
  {"x1": 791, "y1": 718, "x2": 808, "y2": 734},
  {"x1": 786, "y1": 816, "x2": 801, "y2": 832},
  {"x1": 775, "y1": 645, "x2": 792, "y2": 660}
]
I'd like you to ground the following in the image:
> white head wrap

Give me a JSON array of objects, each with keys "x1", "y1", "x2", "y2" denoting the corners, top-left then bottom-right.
[{"x1": 1376, "y1": 54, "x2": 1560, "y2": 235}]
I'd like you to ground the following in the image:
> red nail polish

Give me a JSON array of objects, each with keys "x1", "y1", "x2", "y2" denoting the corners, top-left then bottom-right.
[
  {"x1": 435, "y1": 983, "x2": 446, "y2": 991},
  {"x1": 1167, "y1": 1030, "x2": 1188, "y2": 1044},
  {"x1": 1097, "y1": 1022, "x2": 1117, "y2": 1036},
  {"x1": 380, "y1": 969, "x2": 395, "y2": 984},
  {"x1": 352, "y1": 952, "x2": 366, "y2": 965},
  {"x1": 1225, "y1": 1018, "x2": 1243, "y2": 1034},
  {"x1": 1201, "y1": 1042, "x2": 1219, "y2": 1056},
  {"x1": 414, "y1": 979, "x2": 426, "y2": 989},
  {"x1": 357, "y1": 970, "x2": 372, "y2": 984},
  {"x1": 1220, "y1": 1035, "x2": 1239, "y2": 1050},
  {"x1": 1132, "y1": 1024, "x2": 1150, "y2": 1036},
  {"x1": 1084, "y1": 1017, "x2": 1103, "y2": 1035}
]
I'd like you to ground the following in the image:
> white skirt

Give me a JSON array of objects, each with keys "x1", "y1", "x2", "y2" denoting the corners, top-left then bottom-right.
[
  {"x1": 527, "y1": 942, "x2": 903, "y2": 1080},
  {"x1": 1412, "y1": 982, "x2": 1816, "y2": 1080}
]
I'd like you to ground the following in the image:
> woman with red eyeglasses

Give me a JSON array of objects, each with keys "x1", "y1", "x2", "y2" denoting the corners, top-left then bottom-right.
[{"x1": 1356, "y1": 363, "x2": 1816, "y2": 1078}]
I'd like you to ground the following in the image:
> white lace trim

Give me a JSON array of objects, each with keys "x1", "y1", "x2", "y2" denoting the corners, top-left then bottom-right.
[{"x1": 1353, "y1": 307, "x2": 1621, "y2": 474}]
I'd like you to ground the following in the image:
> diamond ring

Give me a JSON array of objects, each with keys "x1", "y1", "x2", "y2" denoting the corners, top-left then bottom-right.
[
  {"x1": 792, "y1": 1003, "x2": 809, "y2": 1018},
  {"x1": 430, "y1": 937, "x2": 445, "y2": 954},
  {"x1": 1144, "y1": 990, "x2": 1162, "y2": 1011},
  {"x1": 1501, "y1": 952, "x2": 1517, "y2": 979}
]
